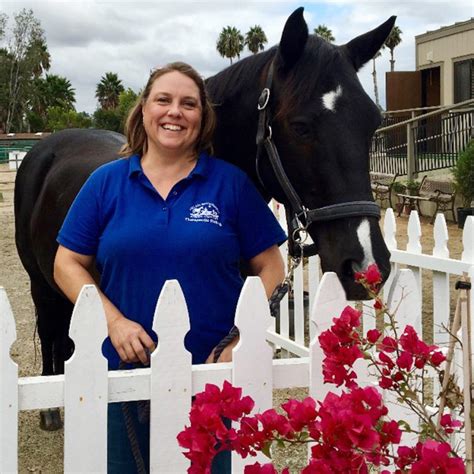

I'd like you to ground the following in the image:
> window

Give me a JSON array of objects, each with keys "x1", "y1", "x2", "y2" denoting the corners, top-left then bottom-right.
[{"x1": 454, "y1": 58, "x2": 474, "y2": 103}]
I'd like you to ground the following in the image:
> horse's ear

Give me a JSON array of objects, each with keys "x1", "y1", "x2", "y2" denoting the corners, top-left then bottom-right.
[
  {"x1": 342, "y1": 16, "x2": 397, "y2": 71},
  {"x1": 277, "y1": 7, "x2": 308, "y2": 71}
]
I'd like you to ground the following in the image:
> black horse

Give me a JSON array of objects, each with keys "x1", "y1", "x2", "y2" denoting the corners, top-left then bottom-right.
[{"x1": 15, "y1": 8, "x2": 393, "y2": 429}]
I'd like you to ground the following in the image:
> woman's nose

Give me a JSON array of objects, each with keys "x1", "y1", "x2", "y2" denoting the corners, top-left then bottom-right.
[{"x1": 167, "y1": 102, "x2": 182, "y2": 117}]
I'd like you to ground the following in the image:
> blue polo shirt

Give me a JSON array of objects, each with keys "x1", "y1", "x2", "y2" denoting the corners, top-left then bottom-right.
[{"x1": 57, "y1": 152, "x2": 286, "y2": 367}]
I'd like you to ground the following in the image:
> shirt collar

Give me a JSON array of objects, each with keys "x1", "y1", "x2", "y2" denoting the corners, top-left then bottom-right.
[{"x1": 128, "y1": 152, "x2": 210, "y2": 179}]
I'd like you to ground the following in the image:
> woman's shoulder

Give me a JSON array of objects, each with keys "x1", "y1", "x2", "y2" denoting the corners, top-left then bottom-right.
[
  {"x1": 205, "y1": 153, "x2": 248, "y2": 182},
  {"x1": 86, "y1": 156, "x2": 132, "y2": 183}
]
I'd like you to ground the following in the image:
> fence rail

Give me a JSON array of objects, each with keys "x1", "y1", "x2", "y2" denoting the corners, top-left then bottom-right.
[
  {"x1": 370, "y1": 99, "x2": 474, "y2": 178},
  {"x1": 1, "y1": 212, "x2": 474, "y2": 471}
]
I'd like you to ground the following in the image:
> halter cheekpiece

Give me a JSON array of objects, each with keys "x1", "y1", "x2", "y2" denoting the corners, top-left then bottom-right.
[{"x1": 255, "y1": 59, "x2": 381, "y2": 258}]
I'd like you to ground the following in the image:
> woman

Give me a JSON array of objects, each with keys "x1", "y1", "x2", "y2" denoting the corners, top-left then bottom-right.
[{"x1": 54, "y1": 62, "x2": 286, "y2": 472}]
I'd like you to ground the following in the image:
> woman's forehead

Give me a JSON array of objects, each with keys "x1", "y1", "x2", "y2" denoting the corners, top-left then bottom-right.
[{"x1": 150, "y1": 71, "x2": 200, "y2": 98}]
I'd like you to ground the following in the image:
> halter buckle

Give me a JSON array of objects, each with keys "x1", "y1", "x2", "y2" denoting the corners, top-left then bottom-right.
[
  {"x1": 258, "y1": 88, "x2": 270, "y2": 110},
  {"x1": 295, "y1": 207, "x2": 309, "y2": 230}
]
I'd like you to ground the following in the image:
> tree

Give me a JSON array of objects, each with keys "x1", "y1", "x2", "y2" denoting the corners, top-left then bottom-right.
[
  {"x1": 46, "y1": 106, "x2": 92, "y2": 132},
  {"x1": 314, "y1": 24, "x2": 335, "y2": 43},
  {"x1": 372, "y1": 47, "x2": 385, "y2": 109},
  {"x1": 93, "y1": 107, "x2": 122, "y2": 132},
  {"x1": 216, "y1": 26, "x2": 244, "y2": 64},
  {"x1": 384, "y1": 25, "x2": 402, "y2": 72},
  {"x1": 29, "y1": 74, "x2": 76, "y2": 131},
  {"x1": 117, "y1": 88, "x2": 138, "y2": 129},
  {"x1": 1, "y1": 9, "x2": 50, "y2": 133},
  {"x1": 245, "y1": 25, "x2": 267, "y2": 54},
  {"x1": 95, "y1": 72, "x2": 124, "y2": 110}
]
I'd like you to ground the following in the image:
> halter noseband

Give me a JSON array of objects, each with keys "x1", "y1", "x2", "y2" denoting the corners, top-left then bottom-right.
[{"x1": 255, "y1": 60, "x2": 381, "y2": 258}]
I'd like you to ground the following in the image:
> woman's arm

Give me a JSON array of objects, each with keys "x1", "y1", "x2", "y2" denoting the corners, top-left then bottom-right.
[
  {"x1": 54, "y1": 245, "x2": 155, "y2": 364},
  {"x1": 206, "y1": 244, "x2": 285, "y2": 363}
]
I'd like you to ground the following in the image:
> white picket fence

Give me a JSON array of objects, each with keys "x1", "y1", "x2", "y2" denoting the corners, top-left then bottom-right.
[
  {"x1": 273, "y1": 208, "x2": 474, "y2": 358},
  {"x1": 1, "y1": 211, "x2": 473, "y2": 472}
]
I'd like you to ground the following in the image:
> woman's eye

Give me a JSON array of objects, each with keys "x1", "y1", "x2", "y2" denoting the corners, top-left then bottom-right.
[
  {"x1": 183, "y1": 101, "x2": 197, "y2": 109},
  {"x1": 156, "y1": 97, "x2": 169, "y2": 104}
]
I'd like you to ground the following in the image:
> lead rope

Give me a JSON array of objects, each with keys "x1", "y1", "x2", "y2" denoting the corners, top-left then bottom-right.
[{"x1": 119, "y1": 360, "x2": 149, "y2": 474}]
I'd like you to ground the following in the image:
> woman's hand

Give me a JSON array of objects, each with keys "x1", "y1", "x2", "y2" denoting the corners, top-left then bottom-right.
[
  {"x1": 108, "y1": 314, "x2": 156, "y2": 365},
  {"x1": 205, "y1": 336, "x2": 239, "y2": 364}
]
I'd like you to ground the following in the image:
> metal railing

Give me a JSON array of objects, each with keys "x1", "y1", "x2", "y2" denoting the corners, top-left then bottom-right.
[{"x1": 370, "y1": 99, "x2": 474, "y2": 179}]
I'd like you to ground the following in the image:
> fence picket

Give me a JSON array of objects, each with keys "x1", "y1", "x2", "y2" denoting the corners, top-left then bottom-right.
[
  {"x1": 293, "y1": 259, "x2": 305, "y2": 345},
  {"x1": 309, "y1": 273, "x2": 347, "y2": 401},
  {"x1": 150, "y1": 280, "x2": 191, "y2": 473},
  {"x1": 386, "y1": 270, "x2": 421, "y2": 445},
  {"x1": 407, "y1": 211, "x2": 423, "y2": 293},
  {"x1": 232, "y1": 277, "x2": 274, "y2": 471},
  {"x1": 432, "y1": 215, "x2": 450, "y2": 353},
  {"x1": 0, "y1": 287, "x2": 18, "y2": 473},
  {"x1": 64, "y1": 285, "x2": 108, "y2": 473}
]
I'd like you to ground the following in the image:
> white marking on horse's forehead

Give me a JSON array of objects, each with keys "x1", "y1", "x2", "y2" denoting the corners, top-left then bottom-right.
[
  {"x1": 321, "y1": 85, "x2": 342, "y2": 112},
  {"x1": 356, "y1": 219, "x2": 375, "y2": 270}
]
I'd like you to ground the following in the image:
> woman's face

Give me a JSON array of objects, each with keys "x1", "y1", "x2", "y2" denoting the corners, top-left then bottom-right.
[{"x1": 142, "y1": 71, "x2": 202, "y2": 158}]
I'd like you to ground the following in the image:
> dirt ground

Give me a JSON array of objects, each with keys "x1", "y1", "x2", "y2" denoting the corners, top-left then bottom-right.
[{"x1": 0, "y1": 164, "x2": 465, "y2": 473}]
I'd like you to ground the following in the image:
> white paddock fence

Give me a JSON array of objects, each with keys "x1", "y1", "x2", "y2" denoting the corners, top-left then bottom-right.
[{"x1": 0, "y1": 210, "x2": 473, "y2": 472}]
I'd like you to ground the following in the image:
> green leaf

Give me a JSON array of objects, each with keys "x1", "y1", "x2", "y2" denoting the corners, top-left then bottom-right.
[
  {"x1": 398, "y1": 420, "x2": 412, "y2": 432},
  {"x1": 261, "y1": 441, "x2": 273, "y2": 459}
]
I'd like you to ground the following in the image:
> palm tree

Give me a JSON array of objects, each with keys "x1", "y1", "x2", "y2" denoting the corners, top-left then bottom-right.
[
  {"x1": 95, "y1": 72, "x2": 124, "y2": 110},
  {"x1": 245, "y1": 25, "x2": 267, "y2": 54},
  {"x1": 384, "y1": 25, "x2": 402, "y2": 72},
  {"x1": 372, "y1": 47, "x2": 385, "y2": 109},
  {"x1": 45, "y1": 74, "x2": 75, "y2": 109},
  {"x1": 313, "y1": 24, "x2": 335, "y2": 43},
  {"x1": 27, "y1": 38, "x2": 51, "y2": 78},
  {"x1": 216, "y1": 26, "x2": 244, "y2": 64}
]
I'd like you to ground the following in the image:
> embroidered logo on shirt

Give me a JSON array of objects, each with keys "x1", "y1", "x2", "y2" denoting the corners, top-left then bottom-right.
[{"x1": 185, "y1": 202, "x2": 222, "y2": 226}]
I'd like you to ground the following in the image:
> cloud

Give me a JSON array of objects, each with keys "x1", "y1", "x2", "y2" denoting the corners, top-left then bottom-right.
[{"x1": 0, "y1": 0, "x2": 471, "y2": 113}]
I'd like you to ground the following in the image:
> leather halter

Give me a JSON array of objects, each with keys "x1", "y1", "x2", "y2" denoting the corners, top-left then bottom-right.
[{"x1": 255, "y1": 60, "x2": 381, "y2": 258}]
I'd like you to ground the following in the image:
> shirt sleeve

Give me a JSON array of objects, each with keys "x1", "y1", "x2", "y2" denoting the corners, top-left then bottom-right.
[
  {"x1": 236, "y1": 175, "x2": 287, "y2": 260},
  {"x1": 56, "y1": 170, "x2": 103, "y2": 255}
]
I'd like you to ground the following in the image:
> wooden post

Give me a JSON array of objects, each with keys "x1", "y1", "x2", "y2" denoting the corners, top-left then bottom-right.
[{"x1": 407, "y1": 122, "x2": 416, "y2": 180}]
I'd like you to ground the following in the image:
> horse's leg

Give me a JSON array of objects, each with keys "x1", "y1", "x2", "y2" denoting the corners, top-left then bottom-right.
[{"x1": 31, "y1": 278, "x2": 73, "y2": 431}]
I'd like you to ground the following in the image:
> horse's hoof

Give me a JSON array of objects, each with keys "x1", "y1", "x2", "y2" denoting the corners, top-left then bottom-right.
[{"x1": 39, "y1": 408, "x2": 63, "y2": 431}]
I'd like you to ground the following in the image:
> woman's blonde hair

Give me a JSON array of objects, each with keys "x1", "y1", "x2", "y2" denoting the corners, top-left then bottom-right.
[{"x1": 120, "y1": 61, "x2": 216, "y2": 157}]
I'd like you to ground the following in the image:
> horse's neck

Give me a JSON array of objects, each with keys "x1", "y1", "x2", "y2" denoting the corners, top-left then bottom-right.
[{"x1": 207, "y1": 56, "x2": 271, "y2": 182}]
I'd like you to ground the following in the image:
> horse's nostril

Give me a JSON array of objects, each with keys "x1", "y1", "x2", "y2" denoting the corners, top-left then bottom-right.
[{"x1": 342, "y1": 260, "x2": 355, "y2": 279}]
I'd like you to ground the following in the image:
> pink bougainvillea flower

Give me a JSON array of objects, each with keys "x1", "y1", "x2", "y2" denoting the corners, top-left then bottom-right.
[
  {"x1": 366, "y1": 329, "x2": 381, "y2": 344},
  {"x1": 281, "y1": 397, "x2": 317, "y2": 432},
  {"x1": 244, "y1": 462, "x2": 287, "y2": 473},
  {"x1": 411, "y1": 440, "x2": 465, "y2": 473},
  {"x1": 365, "y1": 264, "x2": 382, "y2": 285},
  {"x1": 440, "y1": 414, "x2": 463, "y2": 434},
  {"x1": 430, "y1": 350, "x2": 446, "y2": 367},
  {"x1": 396, "y1": 351, "x2": 414, "y2": 371},
  {"x1": 380, "y1": 336, "x2": 398, "y2": 353}
]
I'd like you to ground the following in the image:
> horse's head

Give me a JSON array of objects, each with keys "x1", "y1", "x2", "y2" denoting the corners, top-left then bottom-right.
[{"x1": 259, "y1": 8, "x2": 395, "y2": 299}]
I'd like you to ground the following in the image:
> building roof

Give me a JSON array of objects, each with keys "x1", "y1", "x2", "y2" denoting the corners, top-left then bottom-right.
[
  {"x1": 416, "y1": 18, "x2": 474, "y2": 43},
  {"x1": 0, "y1": 132, "x2": 51, "y2": 141}
]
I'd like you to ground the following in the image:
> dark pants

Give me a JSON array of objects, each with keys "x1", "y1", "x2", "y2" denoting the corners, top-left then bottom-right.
[{"x1": 107, "y1": 402, "x2": 230, "y2": 473}]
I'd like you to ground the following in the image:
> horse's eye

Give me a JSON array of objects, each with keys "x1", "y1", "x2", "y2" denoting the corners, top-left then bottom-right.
[{"x1": 290, "y1": 121, "x2": 312, "y2": 140}]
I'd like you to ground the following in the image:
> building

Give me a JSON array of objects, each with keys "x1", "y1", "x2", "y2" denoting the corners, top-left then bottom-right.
[{"x1": 386, "y1": 18, "x2": 474, "y2": 110}]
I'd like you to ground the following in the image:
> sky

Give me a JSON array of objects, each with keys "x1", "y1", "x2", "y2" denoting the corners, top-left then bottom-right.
[{"x1": 1, "y1": 0, "x2": 473, "y2": 114}]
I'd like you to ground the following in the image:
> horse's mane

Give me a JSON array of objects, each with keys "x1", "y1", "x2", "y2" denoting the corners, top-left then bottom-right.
[
  {"x1": 207, "y1": 36, "x2": 343, "y2": 118},
  {"x1": 206, "y1": 47, "x2": 277, "y2": 104}
]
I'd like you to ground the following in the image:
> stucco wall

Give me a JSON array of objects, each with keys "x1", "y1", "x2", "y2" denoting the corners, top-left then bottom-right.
[{"x1": 416, "y1": 21, "x2": 474, "y2": 105}]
